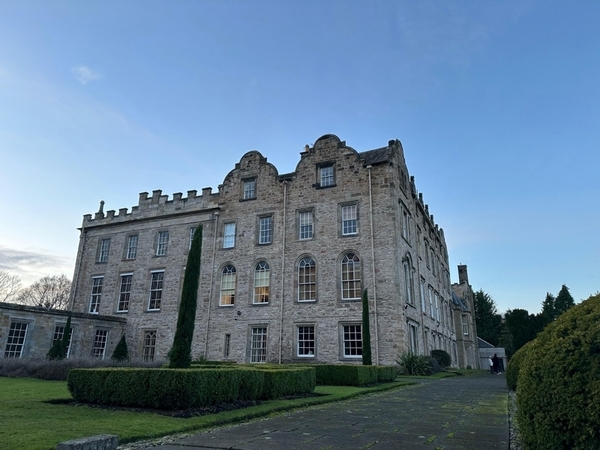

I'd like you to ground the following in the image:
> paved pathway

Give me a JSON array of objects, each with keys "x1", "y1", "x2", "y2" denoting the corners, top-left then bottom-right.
[{"x1": 140, "y1": 374, "x2": 508, "y2": 450}]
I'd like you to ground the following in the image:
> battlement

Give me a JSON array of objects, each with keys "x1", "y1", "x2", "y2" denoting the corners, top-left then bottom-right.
[{"x1": 82, "y1": 187, "x2": 220, "y2": 227}]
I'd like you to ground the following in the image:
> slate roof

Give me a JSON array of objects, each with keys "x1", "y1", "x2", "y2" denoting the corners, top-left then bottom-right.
[
  {"x1": 359, "y1": 146, "x2": 391, "y2": 165},
  {"x1": 452, "y1": 291, "x2": 470, "y2": 312}
]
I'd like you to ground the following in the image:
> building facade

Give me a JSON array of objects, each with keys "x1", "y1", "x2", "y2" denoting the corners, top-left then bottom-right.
[{"x1": 67, "y1": 134, "x2": 474, "y2": 366}]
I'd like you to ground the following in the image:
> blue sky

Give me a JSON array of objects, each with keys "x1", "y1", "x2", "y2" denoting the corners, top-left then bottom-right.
[{"x1": 0, "y1": 1, "x2": 598, "y2": 314}]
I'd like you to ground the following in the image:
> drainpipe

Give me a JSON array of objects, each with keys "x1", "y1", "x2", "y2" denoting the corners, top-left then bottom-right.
[
  {"x1": 204, "y1": 211, "x2": 219, "y2": 357},
  {"x1": 366, "y1": 166, "x2": 380, "y2": 365},
  {"x1": 278, "y1": 181, "x2": 288, "y2": 364}
]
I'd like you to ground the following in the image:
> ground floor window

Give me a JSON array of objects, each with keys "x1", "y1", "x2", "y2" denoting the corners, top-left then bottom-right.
[
  {"x1": 4, "y1": 322, "x2": 28, "y2": 358},
  {"x1": 224, "y1": 334, "x2": 231, "y2": 358},
  {"x1": 52, "y1": 325, "x2": 73, "y2": 357},
  {"x1": 297, "y1": 325, "x2": 315, "y2": 357},
  {"x1": 342, "y1": 324, "x2": 362, "y2": 357},
  {"x1": 408, "y1": 323, "x2": 418, "y2": 354},
  {"x1": 142, "y1": 330, "x2": 157, "y2": 362},
  {"x1": 250, "y1": 327, "x2": 267, "y2": 363},
  {"x1": 92, "y1": 329, "x2": 109, "y2": 359}
]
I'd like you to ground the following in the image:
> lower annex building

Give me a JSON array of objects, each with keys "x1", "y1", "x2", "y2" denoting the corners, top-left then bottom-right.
[{"x1": 63, "y1": 134, "x2": 477, "y2": 367}]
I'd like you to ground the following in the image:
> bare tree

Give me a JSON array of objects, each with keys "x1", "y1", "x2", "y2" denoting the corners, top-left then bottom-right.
[
  {"x1": 16, "y1": 275, "x2": 72, "y2": 310},
  {"x1": 0, "y1": 270, "x2": 22, "y2": 302}
]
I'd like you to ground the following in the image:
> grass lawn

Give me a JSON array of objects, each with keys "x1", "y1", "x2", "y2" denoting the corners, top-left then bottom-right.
[{"x1": 0, "y1": 377, "x2": 415, "y2": 450}]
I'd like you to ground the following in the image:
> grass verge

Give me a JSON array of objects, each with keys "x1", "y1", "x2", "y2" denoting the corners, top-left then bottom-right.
[{"x1": 0, "y1": 377, "x2": 415, "y2": 450}]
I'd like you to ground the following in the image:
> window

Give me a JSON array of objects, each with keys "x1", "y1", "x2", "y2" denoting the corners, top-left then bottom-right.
[
  {"x1": 92, "y1": 329, "x2": 108, "y2": 359},
  {"x1": 253, "y1": 261, "x2": 270, "y2": 304},
  {"x1": 4, "y1": 322, "x2": 28, "y2": 358},
  {"x1": 98, "y1": 238, "x2": 110, "y2": 263},
  {"x1": 341, "y1": 205, "x2": 358, "y2": 235},
  {"x1": 428, "y1": 286, "x2": 434, "y2": 317},
  {"x1": 189, "y1": 227, "x2": 196, "y2": 250},
  {"x1": 402, "y1": 207, "x2": 411, "y2": 241},
  {"x1": 435, "y1": 292, "x2": 440, "y2": 322},
  {"x1": 408, "y1": 323, "x2": 418, "y2": 354},
  {"x1": 223, "y1": 223, "x2": 236, "y2": 248},
  {"x1": 89, "y1": 276, "x2": 103, "y2": 314},
  {"x1": 259, "y1": 216, "x2": 273, "y2": 244},
  {"x1": 220, "y1": 265, "x2": 236, "y2": 306},
  {"x1": 52, "y1": 325, "x2": 73, "y2": 358},
  {"x1": 148, "y1": 271, "x2": 164, "y2": 311},
  {"x1": 126, "y1": 235, "x2": 138, "y2": 260},
  {"x1": 420, "y1": 277, "x2": 426, "y2": 313},
  {"x1": 224, "y1": 334, "x2": 231, "y2": 358},
  {"x1": 243, "y1": 179, "x2": 256, "y2": 200},
  {"x1": 156, "y1": 231, "x2": 169, "y2": 256},
  {"x1": 250, "y1": 327, "x2": 267, "y2": 363},
  {"x1": 143, "y1": 330, "x2": 157, "y2": 362},
  {"x1": 341, "y1": 253, "x2": 361, "y2": 300},
  {"x1": 424, "y1": 239, "x2": 430, "y2": 268},
  {"x1": 298, "y1": 257, "x2": 316, "y2": 302},
  {"x1": 297, "y1": 325, "x2": 315, "y2": 357},
  {"x1": 403, "y1": 254, "x2": 414, "y2": 305},
  {"x1": 298, "y1": 211, "x2": 314, "y2": 240},
  {"x1": 319, "y1": 165, "x2": 335, "y2": 187},
  {"x1": 117, "y1": 273, "x2": 132, "y2": 312},
  {"x1": 462, "y1": 315, "x2": 469, "y2": 335},
  {"x1": 342, "y1": 324, "x2": 362, "y2": 357}
]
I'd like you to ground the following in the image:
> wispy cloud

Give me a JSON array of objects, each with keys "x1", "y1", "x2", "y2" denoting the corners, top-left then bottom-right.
[
  {"x1": 0, "y1": 245, "x2": 73, "y2": 286},
  {"x1": 71, "y1": 65, "x2": 102, "y2": 84}
]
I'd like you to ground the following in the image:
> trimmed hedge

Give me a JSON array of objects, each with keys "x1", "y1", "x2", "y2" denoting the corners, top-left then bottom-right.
[
  {"x1": 314, "y1": 365, "x2": 377, "y2": 386},
  {"x1": 430, "y1": 349, "x2": 451, "y2": 369},
  {"x1": 516, "y1": 294, "x2": 600, "y2": 449},
  {"x1": 68, "y1": 366, "x2": 315, "y2": 410},
  {"x1": 505, "y1": 340, "x2": 533, "y2": 391},
  {"x1": 375, "y1": 365, "x2": 398, "y2": 382}
]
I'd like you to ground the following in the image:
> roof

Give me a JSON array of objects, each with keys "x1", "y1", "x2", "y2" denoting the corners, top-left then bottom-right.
[
  {"x1": 451, "y1": 291, "x2": 470, "y2": 312},
  {"x1": 359, "y1": 146, "x2": 391, "y2": 165}
]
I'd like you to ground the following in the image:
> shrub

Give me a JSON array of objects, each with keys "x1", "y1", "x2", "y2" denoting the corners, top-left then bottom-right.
[
  {"x1": 375, "y1": 365, "x2": 398, "y2": 382},
  {"x1": 111, "y1": 335, "x2": 129, "y2": 362},
  {"x1": 259, "y1": 367, "x2": 316, "y2": 399},
  {"x1": 396, "y1": 352, "x2": 432, "y2": 376},
  {"x1": 516, "y1": 294, "x2": 600, "y2": 449},
  {"x1": 430, "y1": 349, "x2": 451, "y2": 369},
  {"x1": 505, "y1": 340, "x2": 533, "y2": 391},
  {"x1": 314, "y1": 364, "x2": 377, "y2": 386},
  {"x1": 47, "y1": 339, "x2": 65, "y2": 361}
]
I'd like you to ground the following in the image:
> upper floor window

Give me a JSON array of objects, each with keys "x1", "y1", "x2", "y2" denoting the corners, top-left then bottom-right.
[
  {"x1": 117, "y1": 273, "x2": 132, "y2": 312},
  {"x1": 189, "y1": 227, "x2": 196, "y2": 250},
  {"x1": 98, "y1": 238, "x2": 110, "y2": 263},
  {"x1": 220, "y1": 265, "x2": 236, "y2": 306},
  {"x1": 341, "y1": 205, "x2": 358, "y2": 236},
  {"x1": 462, "y1": 315, "x2": 469, "y2": 335},
  {"x1": 89, "y1": 276, "x2": 103, "y2": 314},
  {"x1": 223, "y1": 223, "x2": 236, "y2": 248},
  {"x1": 156, "y1": 231, "x2": 169, "y2": 256},
  {"x1": 253, "y1": 261, "x2": 270, "y2": 304},
  {"x1": 403, "y1": 254, "x2": 414, "y2": 305},
  {"x1": 435, "y1": 292, "x2": 440, "y2": 322},
  {"x1": 299, "y1": 211, "x2": 314, "y2": 240},
  {"x1": 428, "y1": 286, "x2": 434, "y2": 317},
  {"x1": 126, "y1": 235, "x2": 138, "y2": 260},
  {"x1": 420, "y1": 277, "x2": 426, "y2": 313},
  {"x1": 319, "y1": 164, "x2": 335, "y2": 187},
  {"x1": 298, "y1": 257, "x2": 316, "y2": 302},
  {"x1": 243, "y1": 179, "x2": 256, "y2": 200},
  {"x1": 148, "y1": 271, "x2": 164, "y2": 311},
  {"x1": 402, "y1": 207, "x2": 411, "y2": 241},
  {"x1": 259, "y1": 216, "x2": 273, "y2": 244},
  {"x1": 341, "y1": 253, "x2": 361, "y2": 300}
]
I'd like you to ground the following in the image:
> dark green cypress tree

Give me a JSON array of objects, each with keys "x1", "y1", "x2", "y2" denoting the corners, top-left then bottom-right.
[
  {"x1": 61, "y1": 312, "x2": 72, "y2": 359},
  {"x1": 169, "y1": 224, "x2": 202, "y2": 368},
  {"x1": 555, "y1": 284, "x2": 575, "y2": 316},
  {"x1": 361, "y1": 289, "x2": 372, "y2": 366},
  {"x1": 111, "y1": 335, "x2": 129, "y2": 362}
]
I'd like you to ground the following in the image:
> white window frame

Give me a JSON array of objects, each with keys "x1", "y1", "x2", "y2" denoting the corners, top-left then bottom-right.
[
  {"x1": 341, "y1": 323, "x2": 362, "y2": 358},
  {"x1": 224, "y1": 333, "x2": 231, "y2": 358},
  {"x1": 223, "y1": 223, "x2": 236, "y2": 249},
  {"x1": 52, "y1": 324, "x2": 73, "y2": 358},
  {"x1": 98, "y1": 238, "x2": 110, "y2": 263},
  {"x1": 243, "y1": 179, "x2": 256, "y2": 200},
  {"x1": 435, "y1": 292, "x2": 440, "y2": 322},
  {"x1": 341, "y1": 204, "x2": 358, "y2": 236},
  {"x1": 408, "y1": 323, "x2": 418, "y2": 354},
  {"x1": 298, "y1": 211, "x2": 314, "y2": 240},
  {"x1": 89, "y1": 276, "x2": 103, "y2": 314},
  {"x1": 341, "y1": 253, "x2": 361, "y2": 300},
  {"x1": 259, "y1": 216, "x2": 273, "y2": 244},
  {"x1": 142, "y1": 330, "x2": 157, "y2": 362},
  {"x1": 220, "y1": 265, "x2": 236, "y2": 306},
  {"x1": 189, "y1": 227, "x2": 196, "y2": 250},
  {"x1": 250, "y1": 327, "x2": 268, "y2": 363},
  {"x1": 420, "y1": 277, "x2": 426, "y2": 313},
  {"x1": 117, "y1": 273, "x2": 133, "y2": 312},
  {"x1": 156, "y1": 231, "x2": 169, "y2": 256},
  {"x1": 92, "y1": 329, "x2": 108, "y2": 359},
  {"x1": 403, "y1": 255, "x2": 414, "y2": 305},
  {"x1": 402, "y1": 207, "x2": 411, "y2": 241},
  {"x1": 148, "y1": 271, "x2": 164, "y2": 311},
  {"x1": 297, "y1": 325, "x2": 315, "y2": 357},
  {"x1": 429, "y1": 286, "x2": 434, "y2": 317},
  {"x1": 126, "y1": 235, "x2": 138, "y2": 260},
  {"x1": 320, "y1": 165, "x2": 334, "y2": 187},
  {"x1": 298, "y1": 257, "x2": 316, "y2": 302},
  {"x1": 253, "y1": 261, "x2": 270, "y2": 304},
  {"x1": 462, "y1": 315, "x2": 469, "y2": 335},
  {"x1": 4, "y1": 322, "x2": 28, "y2": 358}
]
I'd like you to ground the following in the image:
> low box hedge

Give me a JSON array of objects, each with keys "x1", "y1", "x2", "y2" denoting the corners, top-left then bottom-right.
[
  {"x1": 314, "y1": 365, "x2": 378, "y2": 386},
  {"x1": 67, "y1": 366, "x2": 315, "y2": 410}
]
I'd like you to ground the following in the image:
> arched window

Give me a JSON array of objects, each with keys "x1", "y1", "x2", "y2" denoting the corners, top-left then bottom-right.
[
  {"x1": 298, "y1": 257, "x2": 316, "y2": 302},
  {"x1": 220, "y1": 265, "x2": 236, "y2": 305},
  {"x1": 403, "y1": 254, "x2": 414, "y2": 305},
  {"x1": 253, "y1": 261, "x2": 270, "y2": 304},
  {"x1": 341, "y1": 253, "x2": 361, "y2": 300}
]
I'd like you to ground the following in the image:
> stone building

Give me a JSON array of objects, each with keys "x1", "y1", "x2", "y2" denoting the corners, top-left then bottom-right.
[
  {"x1": 64, "y1": 134, "x2": 474, "y2": 366},
  {"x1": 451, "y1": 265, "x2": 479, "y2": 369}
]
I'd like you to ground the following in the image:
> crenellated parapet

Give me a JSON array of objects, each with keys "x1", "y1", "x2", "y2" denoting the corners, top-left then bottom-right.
[{"x1": 81, "y1": 187, "x2": 220, "y2": 228}]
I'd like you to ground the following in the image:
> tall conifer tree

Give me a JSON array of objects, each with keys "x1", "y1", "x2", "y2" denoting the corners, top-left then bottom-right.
[
  {"x1": 361, "y1": 289, "x2": 372, "y2": 365},
  {"x1": 169, "y1": 225, "x2": 202, "y2": 368}
]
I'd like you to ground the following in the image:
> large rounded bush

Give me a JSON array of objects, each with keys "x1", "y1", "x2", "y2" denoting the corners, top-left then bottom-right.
[
  {"x1": 505, "y1": 340, "x2": 533, "y2": 391},
  {"x1": 516, "y1": 294, "x2": 600, "y2": 449}
]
